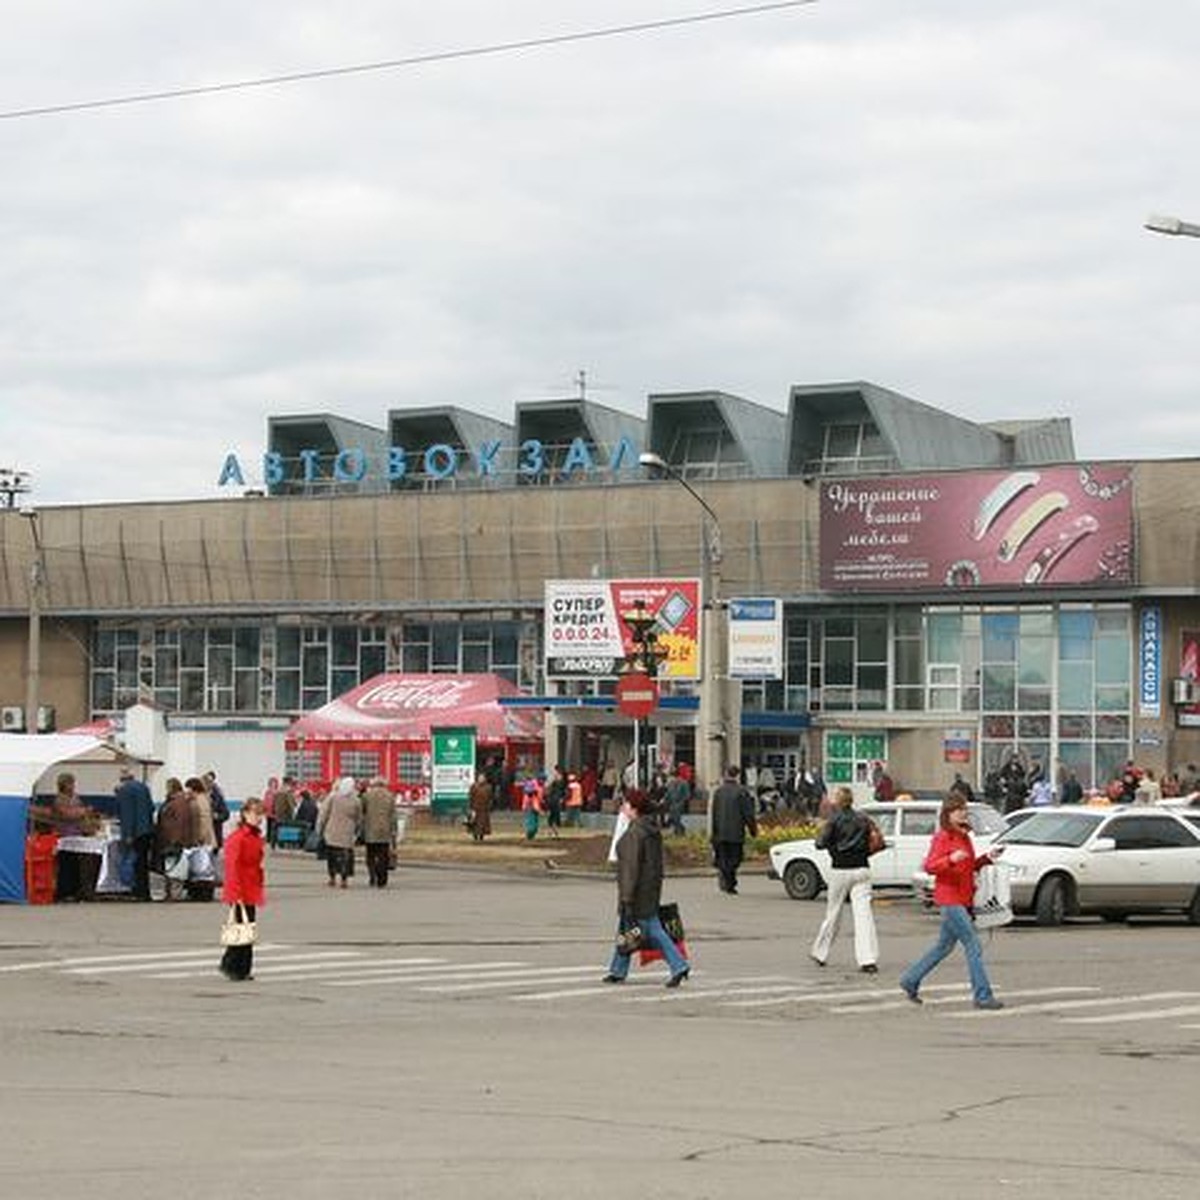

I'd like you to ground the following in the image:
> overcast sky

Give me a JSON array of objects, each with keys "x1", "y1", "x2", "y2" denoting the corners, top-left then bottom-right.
[{"x1": 2, "y1": 0, "x2": 1199, "y2": 506}]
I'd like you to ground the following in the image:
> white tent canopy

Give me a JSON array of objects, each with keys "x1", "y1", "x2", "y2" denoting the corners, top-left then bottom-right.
[{"x1": 0, "y1": 734, "x2": 111, "y2": 796}]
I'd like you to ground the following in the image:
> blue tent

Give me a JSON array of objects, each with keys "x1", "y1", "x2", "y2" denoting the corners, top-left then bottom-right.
[{"x1": 0, "y1": 734, "x2": 106, "y2": 903}]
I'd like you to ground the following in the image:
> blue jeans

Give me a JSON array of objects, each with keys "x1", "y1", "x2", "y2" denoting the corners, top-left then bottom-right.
[
  {"x1": 607, "y1": 913, "x2": 689, "y2": 980},
  {"x1": 899, "y1": 905, "x2": 994, "y2": 1004}
]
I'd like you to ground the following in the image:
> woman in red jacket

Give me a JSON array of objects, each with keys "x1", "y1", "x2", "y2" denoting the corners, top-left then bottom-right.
[
  {"x1": 220, "y1": 797, "x2": 266, "y2": 982},
  {"x1": 899, "y1": 792, "x2": 1004, "y2": 1010}
]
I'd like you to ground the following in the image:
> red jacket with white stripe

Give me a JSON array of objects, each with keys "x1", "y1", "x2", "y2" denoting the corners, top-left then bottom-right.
[{"x1": 923, "y1": 827, "x2": 989, "y2": 908}]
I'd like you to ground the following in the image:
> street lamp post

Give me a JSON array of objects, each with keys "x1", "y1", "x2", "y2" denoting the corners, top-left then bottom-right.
[
  {"x1": 638, "y1": 452, "x2": 733, "y2": 793},
  {"x1": 1144, "y1": 214, "x2": 1200, "y2": 239},
  {"x1": 20, "y1": 507, "x2": 44, "y2": 735}
]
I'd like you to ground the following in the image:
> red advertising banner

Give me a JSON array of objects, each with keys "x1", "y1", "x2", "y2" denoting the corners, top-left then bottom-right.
[
  {"x1": 1181, "y1": 630, "x2": 1200, "y2": 728},
  {"x1": 820, "y1": 465, "x2": 1133, "y2": 592}
]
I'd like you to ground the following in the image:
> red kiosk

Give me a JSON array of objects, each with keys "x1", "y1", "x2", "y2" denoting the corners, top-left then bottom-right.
[{"x1": 284, "y1": 674, "x2": 544, "y2": 805}]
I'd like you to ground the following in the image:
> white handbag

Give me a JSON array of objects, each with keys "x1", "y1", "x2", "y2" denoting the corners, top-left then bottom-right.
[
  {"x1": 974, "y1": 863, "x2": 1013, "y2": 930},
  {"x1": 220, "y1": 902, "x2": 257, "y2": 947}
]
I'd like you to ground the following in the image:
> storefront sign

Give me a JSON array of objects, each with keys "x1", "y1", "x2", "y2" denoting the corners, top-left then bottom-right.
[
  {"x1": 431, "y1": 726, "x2": 476, "y2": 816},
  {"x1": 1180, "y1": 630, "x2": 1200, "y2": 729},
  {"x1": 1139, "y1": 606, "x2": 1162, "y2": 719},
  {"x1": 218, "y1": 436, "x2": 641, "y2": 489},
  {"x1": 820, "y1": 465, "x2": 1134, "y2": 592},
  {"x1": 544, "y1": 579, "x2": 701, "y2": 680},
  {"x1": 728, "y1": 598, "x2": 783, "y2": 680},
  {"x1": 943, "y1": 728, "x2": 973, "y2": 764}
]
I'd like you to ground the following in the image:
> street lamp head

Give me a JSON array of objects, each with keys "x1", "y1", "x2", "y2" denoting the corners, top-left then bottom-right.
[
  {"x1": 1145, "y1": 214, "x2": 1184, "y2": 235},
  {"x1": 638, "y1": 451, "x2": 668, "y2": 472},
  {"x1": 1145, "y1": 213, "x2": 1200, "y2": 238}
]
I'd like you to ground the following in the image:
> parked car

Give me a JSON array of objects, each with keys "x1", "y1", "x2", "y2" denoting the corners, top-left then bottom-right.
[
  {"x1": 768, "y1": 800, "x2": 1005, "y2": 900},
  {"x1": 994, "y1": 807, "x2": 1200, "y2": 925}
]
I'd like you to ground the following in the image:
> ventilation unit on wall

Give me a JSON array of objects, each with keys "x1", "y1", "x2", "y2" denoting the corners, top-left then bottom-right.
[{"x1": 0, "y1": 706, "x2": 25, "y2": 732}]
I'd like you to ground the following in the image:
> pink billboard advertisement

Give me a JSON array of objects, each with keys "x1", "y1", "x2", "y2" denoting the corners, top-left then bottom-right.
[{"x1": 820, "y1": 464, "x2": 1134, "y2": 592}]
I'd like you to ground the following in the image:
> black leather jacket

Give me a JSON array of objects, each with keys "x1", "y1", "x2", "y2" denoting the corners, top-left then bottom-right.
[{"x1": 815, "y1": 808, "x2": 869, "y2": 869}]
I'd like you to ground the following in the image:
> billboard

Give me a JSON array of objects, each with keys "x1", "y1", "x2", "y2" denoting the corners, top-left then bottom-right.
[
  {"x1": 820, "y1": 465, "x2": 1134, "y2": 593},
  {"x1": 1181, "y1": 630, "x2": 1200, "y2": 729},
  {"x1": 545, "y1": 579, "x2": 701, "y2": 680},
  {"x1": 728, "y1": 598, "x2": 783, "y2": 680}
]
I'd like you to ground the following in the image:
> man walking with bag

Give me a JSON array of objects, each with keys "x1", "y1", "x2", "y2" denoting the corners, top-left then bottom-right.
[
  {"x1": 709, "y1": 764, "x2": 758, "y2": 895},
  {"x1": 809, "y1": 786, "x2": 880, "y2": 973}
]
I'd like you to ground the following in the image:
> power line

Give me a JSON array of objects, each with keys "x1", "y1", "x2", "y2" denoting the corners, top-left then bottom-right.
[{"x1": 0, "y1": 2, "x2": 819, "y2": 122}]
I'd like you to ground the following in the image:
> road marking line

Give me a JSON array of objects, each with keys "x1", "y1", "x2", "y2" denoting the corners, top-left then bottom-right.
[
  {"x1": 627, "y1": 983, "x2": 810, "y2": 1004},
  {"x1": 73, "y1": 951, "x2": 366, "y2": 976},
  {"x1": 330, "y1": 965, "x2": 591, "y2": 990},
  {"x1": 832, "y1": 986, "x2": 1097, "y2": 1015},
  {"x1": 1062, "y1": 1004, "x2": 1200, "y2": 1025},
  {"x1": 511, "y1": 986, "x2": 639, "y2": 1001},
  {"x1": 946, "y1": 991, "x2": 1200, "y2": 1019},
  {"x1": 722, "y1": 982, "x2": 971, "y2": 1009},
  {"x1": 0, "y1": 945, "x2": 291, "y2": 972},
  {"x1": 151, "y1": 955, "x2": 448, "y2": 980},
  {"x1": 417, "y1": 968, "x2": 603, "y2": 993}
]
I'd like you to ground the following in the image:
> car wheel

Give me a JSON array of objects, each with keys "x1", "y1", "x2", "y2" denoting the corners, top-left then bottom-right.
[
  {"x1": 783, "y1": 859, "x2": 822, "y2": 901},
  {"x1": 1188, "y1": 890, "x2": 1200, "y2": 927},
  {"x1": 1034, "y1": 876, "x2": 1069, "y2": 926}
]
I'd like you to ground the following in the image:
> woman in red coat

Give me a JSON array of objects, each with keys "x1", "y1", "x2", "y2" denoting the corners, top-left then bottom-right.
[
  {"x1": 220, "y1": 797, "x2": 266, "y2": 982},
  {"x1": 899, "y1": 792, "x2": 1004, "y2": 1009}
]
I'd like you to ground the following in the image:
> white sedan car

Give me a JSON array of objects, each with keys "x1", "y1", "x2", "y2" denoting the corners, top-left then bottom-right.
[
  {"x1": 768, "y1": 800, "x2": 1005, "y2": 900},
  {"x1": 996, "y1": 807, "x2": 1200, "y2": 925}
]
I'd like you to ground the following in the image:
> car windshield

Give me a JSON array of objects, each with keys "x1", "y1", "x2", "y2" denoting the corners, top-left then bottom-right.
[
  {"x1": 998, "y1": 811, "x2": 1103, "y2": 847},
  {"x1": 968, "y1": 806, "x2": 1006, "y2": 836}
]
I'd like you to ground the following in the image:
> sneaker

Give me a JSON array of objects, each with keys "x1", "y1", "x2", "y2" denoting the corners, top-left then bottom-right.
[
  {"x1": 973, "y1": 997, "x2": 1005, "y2": 1011},
  {"x1": 900, "y1": 984, "x2": 922, "y2": 1005},
  {"x1": 601, "y1": 973, "x2": 625, "y2": 984},
  {"x1": 860, "y1": 964, "x2": 879, "y2": 975},
  {"x1": 664, "y1": 967, "x2": 690, "y2": 989},
  {"x1": 808, "y1": 953, "x2": 826, "y2": 968}
]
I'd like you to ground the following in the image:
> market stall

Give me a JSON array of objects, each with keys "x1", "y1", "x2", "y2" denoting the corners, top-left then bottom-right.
[
  {"x1": 284, "y1": 673, "x2": 544, "y2": 803},
  {"x1": 0, "y1": 733, "x2": 125, "y2": 904}
]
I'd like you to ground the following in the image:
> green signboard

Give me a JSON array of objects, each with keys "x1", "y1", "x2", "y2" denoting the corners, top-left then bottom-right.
[{"x1": 431, "y1": 726, "x2": 477, "y2": 818}]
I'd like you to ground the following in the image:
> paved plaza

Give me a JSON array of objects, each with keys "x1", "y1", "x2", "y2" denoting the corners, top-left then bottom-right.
[{"x1": 2, "y1": 856, "x2": 1199, "y2": 1199}]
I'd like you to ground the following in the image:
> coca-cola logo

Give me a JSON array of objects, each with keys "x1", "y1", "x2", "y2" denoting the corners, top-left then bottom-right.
[{"x1": 355, "y1": 680, "x2": 476, "y2": 712}]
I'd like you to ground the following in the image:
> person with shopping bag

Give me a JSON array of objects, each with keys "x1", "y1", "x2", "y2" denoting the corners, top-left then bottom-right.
[
  {"x1": 899, "y1": 792, "x2": 1004, "y2": 1010},
  {"x1": 602, "y1": 789, "x2": 690, "y2": 989},
  {"x1": 220, "y1": 797, "x2": 266, "y2": 982}
]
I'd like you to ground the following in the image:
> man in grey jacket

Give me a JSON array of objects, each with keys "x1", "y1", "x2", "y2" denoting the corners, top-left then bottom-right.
[{"x1": 709, "y1": 764, "x2": 758, "y2": 894}]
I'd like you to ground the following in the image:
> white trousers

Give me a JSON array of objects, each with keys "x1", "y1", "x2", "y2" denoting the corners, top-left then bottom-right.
[{"x1": 811, "y1": 866, "x2": 878, "y2": 967}]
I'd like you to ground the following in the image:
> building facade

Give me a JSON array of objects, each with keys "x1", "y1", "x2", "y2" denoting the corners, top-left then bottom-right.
[{"x1": 3, "y1": 382, "x2": 1199, "y2": 797}]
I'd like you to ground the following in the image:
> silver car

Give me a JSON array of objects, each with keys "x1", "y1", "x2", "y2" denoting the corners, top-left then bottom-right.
[{"x1": 997, "y1": 807, "x2": 1200, "y2": 925}]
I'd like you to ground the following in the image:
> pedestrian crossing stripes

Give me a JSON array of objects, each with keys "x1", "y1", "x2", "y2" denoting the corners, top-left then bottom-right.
[{"x1": 3, "y1": 945, "x2": 1199, "y2": 1032}]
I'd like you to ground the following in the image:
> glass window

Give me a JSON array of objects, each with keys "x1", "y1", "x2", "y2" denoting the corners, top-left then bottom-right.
[
  {"x1": 492, "y1": 625, "x2": 519, "y2": 666},
  {"x1": 181, "y1": 629, "x2": 206, "y2": 669},
  {"x1": 1058, "y1": 610, "x2": 1093, "y2": 661},
  {"x1": 1019, "y1": 638, "x2": 1052, "y2": 687},
  {"x1": 302, "y1": 645, "x2": 328, "y2": 688},
  {"x1": 982, "y1": 613, "x2": 1019, "y2": 662},
  {"x1": 928, "y1": 612, "x2": 962, "y2": 664},
  {"x1": 235, "y1": 671, "x2": 259, "y2": 711},
  {"x1": 894, "y1": 639, "x2": 922, "y2": 687},
  {"x1": 857, "y1": 616, "x2": 888, "y2": 663},
  {"x1": 900, "y1": 809, "x2": 937, "y2": 837},
  {"x1": 235, "y1": 627, "x2": 261, "y2": 666},
  {"x1": 332, "y1": 626, "x2": 358, "y2": 666},
  {"x1": 462, "y1": 643, "x2": 490, "y2": 673},
  {"x1": 431, "y1": 624, "x2": 459, "y2": 669},
  {"x1": 825, "y1": 616, "x2": 854, "y2": 639},
  {"x1": 867, "y1": 809, "x2": 897, "y2": 836},
  {"x1": 856, "y1": 665, "x2": 887, "y2": 709},
  {"x1": 1059, "y1": 662, "x2": 1092, "y2": 711},
  {"x1": 331, "y1": 668, "x2": 358, "y2": 698},
  {"x1": 1095, "y1": 637, "x2": 1130, "y2": 685},
  {"x1": 360, "y1": 644, "x2": 386, "y2": 680},
  {"x1": 180, "y1": 672, "x2": 205, "y2": 710},
  {"x1": 208, "y1": 643, "x2": 233, "y2": 687},
  {"x1": 824, "y1": 640, "x2": 853, "y2": 686},
  {"x1": 402, "y1": 644, "x2": 430, "y2": 673},
  {"x1": 982, "y1": 664, "x2": 1015, "y2": 711},
  {"x1": 1106, "y1": 816, "x2": 1199, "y2": 850},
  {"x1": 275, "y1": 672, "x2": 300, "y2": 711},
  {"x1": 276, "y1": 627, "x2": 300, "y2": 669}
]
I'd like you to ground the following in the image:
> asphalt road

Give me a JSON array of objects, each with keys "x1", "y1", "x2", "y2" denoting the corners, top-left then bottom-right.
[{"x1": 2, "y1": 853, "x2": 1199, "y2": 1199}]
